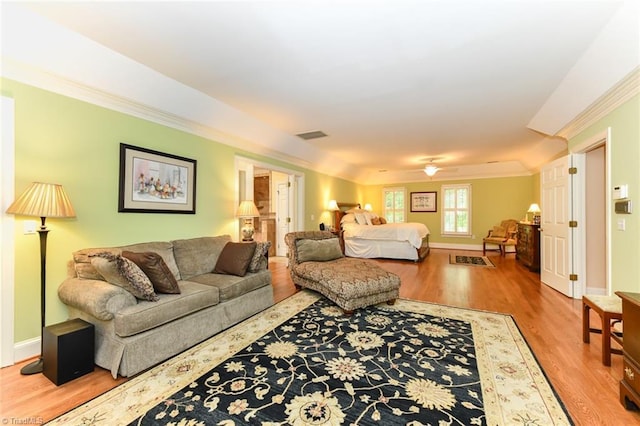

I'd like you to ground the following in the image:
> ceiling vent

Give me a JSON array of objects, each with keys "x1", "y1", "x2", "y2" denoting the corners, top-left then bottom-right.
[{"x1": 296, "y1": 130, "x2": 328, "y2": 140}]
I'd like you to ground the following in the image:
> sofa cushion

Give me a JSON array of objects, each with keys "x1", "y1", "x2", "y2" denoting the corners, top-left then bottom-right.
[
  {"x1": 113, "y1": 281, "x2": 220, "y2": 337},
  {"x1": 213, "y1": 242, "x2": 256, "y2": 277},
  {"x1": 73, "y1": 247, "x2": 121, "y2": 280},
  {"x1": 121, "y1": 241, "x2": 181, "y2": 281},
  {"x1": 296, "y1": 238, "x2": 343, "y2": 263},
  {"x1": 172, "y1": 236, "x2": 231, "y2": 279},
  {"x1": 122, "y1": 251, "x2": 181, "y2": 294},
  {"x1": 189, "y1": 270, "x2": 270, "y2": 302},
  {"x1": 90, "y1": 253, "x2": 158, "y2": 301},
  {"x1": 248, "y1": 241, "x2": 271, "y2": 273}
]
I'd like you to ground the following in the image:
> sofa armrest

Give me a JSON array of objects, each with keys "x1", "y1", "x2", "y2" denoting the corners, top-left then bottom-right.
[{"x1": 58, "y1": 277, "x2": 137, "y2": 321}]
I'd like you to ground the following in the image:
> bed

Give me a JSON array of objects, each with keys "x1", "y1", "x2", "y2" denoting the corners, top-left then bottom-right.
[{"x1": 334, "y1": 203, "x2": 430, "y2": 262}]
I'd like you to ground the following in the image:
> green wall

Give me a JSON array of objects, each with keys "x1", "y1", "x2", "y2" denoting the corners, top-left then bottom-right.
[
  {"x1": 2, "y1": 78, "x2": 358, "y2": 343},
  {"x1": 569, "y1": 94, "x2": 640, "y2": 293},
  {"x1": 363, "y1": 176, "x2": 535, "y2": 245}
]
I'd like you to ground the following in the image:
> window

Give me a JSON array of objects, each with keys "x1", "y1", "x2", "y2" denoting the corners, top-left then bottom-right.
[
  {"x1": 382, "y1": 187, "x2": 406, "y2": 223},
  {"x1": 442, "y1": 184, "x2": 471, "y2": 236}
]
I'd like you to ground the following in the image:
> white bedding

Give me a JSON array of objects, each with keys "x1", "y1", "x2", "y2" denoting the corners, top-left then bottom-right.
[{"x1": 342, "y1": 222, "x2": 429, "y2": 249}]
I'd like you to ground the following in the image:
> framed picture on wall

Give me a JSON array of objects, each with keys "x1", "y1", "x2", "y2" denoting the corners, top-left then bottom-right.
[
  {"x1": 118, "y1": 143, "x2": 197, "y2": 213},
  {"x1": 410, "y1": 191, "x2": 437, "y2": 212}
]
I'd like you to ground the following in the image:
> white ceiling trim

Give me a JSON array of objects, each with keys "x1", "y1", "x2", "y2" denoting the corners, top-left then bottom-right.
[
  {"x1": 558, "y1": 67, "x2": 640, "y2": 140},
  {"x1": 0, "y1": 4, "x2": 359, "y2": 181},
  {"x1": 527, "y1": 1, "x2": 640, "y2": 136}
]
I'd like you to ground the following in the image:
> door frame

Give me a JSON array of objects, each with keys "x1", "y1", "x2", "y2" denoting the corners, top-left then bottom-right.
[
  {"x1": 570, "y1": 128, "x2": 611, "y2": 295},
  {"x1": 234, "y1": 156, "x2": 305, "y2": 248},
  {"x1": 1, "y1": 96, "x2": 16, "y2": 367}
]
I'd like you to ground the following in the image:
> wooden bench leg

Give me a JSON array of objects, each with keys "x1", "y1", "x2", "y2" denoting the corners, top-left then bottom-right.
[
  {"x1": 601, "y1": 311, "x2": 612, "y2": 366},
  {"x1": 583, "y1": 300, "x2": 591, "y2": 344}
]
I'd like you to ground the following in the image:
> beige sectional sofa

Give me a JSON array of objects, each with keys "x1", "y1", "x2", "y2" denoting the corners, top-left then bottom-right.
[{"x1": 58, "y1": 235, "x2": 273, "y2": 378}]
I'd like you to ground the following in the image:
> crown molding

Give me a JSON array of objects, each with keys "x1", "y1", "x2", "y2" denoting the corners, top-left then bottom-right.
[
  {"x1": 1, "y1": 59, "x2": 362, "y2": 183},
  {"x1": 558, "y1": 67, "x2": 640, "y2": 140}
]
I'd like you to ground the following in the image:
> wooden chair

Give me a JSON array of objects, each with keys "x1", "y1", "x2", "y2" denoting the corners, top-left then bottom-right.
[{"x1": 483, "y1": 219, "x2": 518, "y2": 256}]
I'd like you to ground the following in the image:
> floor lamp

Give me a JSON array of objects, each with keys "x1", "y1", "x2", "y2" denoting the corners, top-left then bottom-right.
[{"x1": 6, "y1": 182, "x2": 76, "y2": 375}]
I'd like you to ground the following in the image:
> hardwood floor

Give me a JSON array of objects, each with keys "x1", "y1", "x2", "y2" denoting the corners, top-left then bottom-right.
[{"x1": 1, "y1": 249, "x2": 638, "y2": 425}]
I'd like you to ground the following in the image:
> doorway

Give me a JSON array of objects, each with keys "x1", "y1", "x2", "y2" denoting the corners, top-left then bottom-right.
[
  {"x1": 235, "y1": 156, "x2": 305, "y2": 257},
  {"x1": 541, "y1": 130, "x2": 610, "y2": 299}
]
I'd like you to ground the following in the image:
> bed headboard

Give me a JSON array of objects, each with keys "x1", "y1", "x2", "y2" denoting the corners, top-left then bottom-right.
[{"x1": 334, "y1": 202, "x2": 361, "y2": 229}]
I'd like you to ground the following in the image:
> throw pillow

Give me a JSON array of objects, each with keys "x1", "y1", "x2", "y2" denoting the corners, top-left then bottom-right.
[
  {"x1": 90, "y1": 252, "x2": 158, "y2": 301},
  {"x1": 122, "y1": 251, "x2": 181, "y2": 294},
  {"x1": 371, "y1": 217, "x2": 381, "y2": 225},
  {"x1": 379, "y1": 217, "x2": 387, "y2": 224},
  {"x1": 296, "y1": 238, "x2": 343, "y2": 262},
  {"x1": 247, "y1": 241, "x2": 271, "y2": 273},
  {"x1": 213, "y1": 242, "x2": 256, "y2": 277},
  {"x1": 491, "y1": 226, "x2": 507, "y2": 238}
]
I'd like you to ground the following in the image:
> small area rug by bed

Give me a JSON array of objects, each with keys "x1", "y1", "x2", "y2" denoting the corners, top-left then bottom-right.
[
  {"x1": 48, "y1": 291, "x2": 571, "y2": 425},
  {"x1": 449, "y1": 254, "x2": 496, "y2": 268}
]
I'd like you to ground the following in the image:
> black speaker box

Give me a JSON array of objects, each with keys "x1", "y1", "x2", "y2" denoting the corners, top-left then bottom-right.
[{"x1": 43, "y1": 318, "x2": 94, "y2": 385}]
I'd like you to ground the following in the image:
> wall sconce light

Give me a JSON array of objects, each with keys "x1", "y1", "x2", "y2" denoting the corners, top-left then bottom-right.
[
  {"x1": 363, "y1": 203, "x2": 372, "y2": 211},
  {"x1": 328, "y1": 200, "x2": 339, "y2": 211},
  {"x1": 236, "y1": 200, "x2": 260, "y2": 241}
]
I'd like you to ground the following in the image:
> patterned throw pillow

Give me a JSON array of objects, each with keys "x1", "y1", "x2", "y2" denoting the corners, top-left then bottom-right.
[
  {"x1": 122, "y1": 251, "x2": 181, "y2": 294},
  {"x1": 213, "y1": 242, "x2": 257, "y2": 277},
  {"x1": 90, "y1": 252, "x2": 158, "y2": 301},
  {"x1": 247, "y1": 241, "x2": 271, "y2": 273}
]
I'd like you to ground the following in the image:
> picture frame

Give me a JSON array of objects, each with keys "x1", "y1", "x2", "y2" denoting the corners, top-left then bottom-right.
[
  {"x1": 410, "y1": 191, "x2": 437, "y2": 212},
  {"x1": 118, "y1": 143, "x2": 197, "y2": 214}
]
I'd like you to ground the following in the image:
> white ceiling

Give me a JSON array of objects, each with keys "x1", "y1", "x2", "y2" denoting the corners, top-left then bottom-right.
[{"x1": 6, "y1": 1, "x2": 639, "y2": 183}]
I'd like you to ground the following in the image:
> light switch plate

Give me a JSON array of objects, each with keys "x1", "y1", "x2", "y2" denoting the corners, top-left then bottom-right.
[{"x1": 23, "y1": 220, "x2": 37, "y2": 234}]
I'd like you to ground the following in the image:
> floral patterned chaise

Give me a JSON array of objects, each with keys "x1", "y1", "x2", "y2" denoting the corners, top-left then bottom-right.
[{"x1": 285, "y1": 231, "x2": 401, "y2": 313}]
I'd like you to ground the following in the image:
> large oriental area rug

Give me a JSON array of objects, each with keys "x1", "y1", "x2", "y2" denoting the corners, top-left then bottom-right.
[{"x1": 49, "y1": 291, "x2": 572, "y2": 425}]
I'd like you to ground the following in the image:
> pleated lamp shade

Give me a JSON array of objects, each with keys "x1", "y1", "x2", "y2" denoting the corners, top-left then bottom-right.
[
  {"x1": 235, "y1": 200, "x2": 260, "y2": 218},
  {"x1": 6, "y1": 182, "x2": 76, "y2": 219}
]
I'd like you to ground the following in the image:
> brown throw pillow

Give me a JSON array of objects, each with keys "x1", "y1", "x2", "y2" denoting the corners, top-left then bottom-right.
[
  {"x1": 379, "y1": 217, "x2": 387, "y2": 224},
  {"x1": 213, "y1": 242, "x2": 257, "y2": 277},
  {"x1": 371, "y1": 217, "x2": 381, "y2": 225},
  {"x1": 122, "y1": 251, "x2": 181, "y2": 294}
]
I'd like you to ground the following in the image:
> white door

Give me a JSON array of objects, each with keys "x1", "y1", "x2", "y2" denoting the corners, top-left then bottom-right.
[
  {"x1": 276, "y1": 182, "x2": 290, "y2": 256},
  {"x1": 540, "y1": 155, "x2": 575, "y2": 297}
]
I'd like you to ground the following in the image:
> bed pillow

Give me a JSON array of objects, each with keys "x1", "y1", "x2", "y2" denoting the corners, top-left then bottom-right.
[
  {"x1": 296, "y1": 238, "x2": 343, "y2": 262},
  {"x1": 121, "y1": 251, "x2": 181, "y2": 294},
  {"x1": 213, "y1": 242, "x2": 256, "y2": 277},
  {"x1": 90, "y1": 252, "x2": 158, "y2": 301},
  {"x1": 341, "y1": 213, "x2": 357, "y2": 224},
  {"x1": 354, "y1": 212, "x2": 368, "y2": 225}
]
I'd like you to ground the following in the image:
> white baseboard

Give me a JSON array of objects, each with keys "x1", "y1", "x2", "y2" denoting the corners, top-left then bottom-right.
[
  {"x1": 430, "y1": 242, "x2": 516, "y2": 254},
  {"x1": 430, "y1": 242, "x2": 483, "y2": 251},
  {"x1": 585, "y1": 287, "x2": 606, "y2": 296},
  {"x1": 13, "y1": 336, "x2": 40, "y2": 364}
]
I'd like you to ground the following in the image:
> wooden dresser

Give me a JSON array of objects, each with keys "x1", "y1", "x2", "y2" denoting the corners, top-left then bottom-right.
[
  {"x1": 616, "y1": 291, "x2": 640, "y2": 411},
  {"x1": 516, "y1": 222, "x2": 540, "y2": 272}
]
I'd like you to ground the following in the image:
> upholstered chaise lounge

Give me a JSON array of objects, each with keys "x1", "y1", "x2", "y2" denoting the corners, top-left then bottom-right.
[{"x1": 285, "y1": 231, "x2": 401, "y2": 313}]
